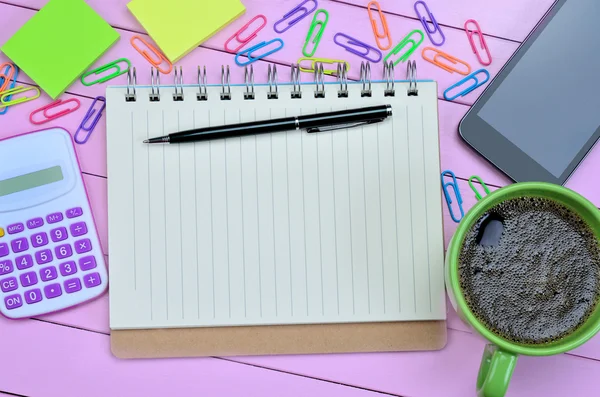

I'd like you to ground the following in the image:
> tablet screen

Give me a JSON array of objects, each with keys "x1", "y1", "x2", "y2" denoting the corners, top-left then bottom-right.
[{"x1": 477, "y1": 0, "x2": 600, "y2": 178}]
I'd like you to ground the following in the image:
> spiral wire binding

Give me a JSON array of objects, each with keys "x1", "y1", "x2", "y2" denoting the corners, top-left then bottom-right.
[
  {"x1": 314, "y1": 62, "x2": 325, "y2": 98},
  {"x1": 221, "y1": 65, "x2": 231, "y2": 100},
  {"x1": 150, "y1": 67, "x2": 160, "y2": 101},
  {"x1": 267, "y1": 64, "x2": 278, "y2": 99},
  {"x1": 244, "y1": 65, "x2": 255, "y2": 100},
  {"x1": 173, "y1": 66, "x2": 184, "y2": 101},
  {"x1": 407, "y1": 60, "x2": 418, "y2": 96},
  {"x1": 360, "y1": 62, "x2": 372, "y2": 97},
  {"x1": 197, "y1": 66, "x2": 208, "y2": 101},
  {"x1": 337, "y1": 62, "x2": 348, "y2": 98},
  {"x1": 383, "y1": 61, "x2": 395, "y2": 97},
  {"x1": 291, "y1": 63, "x2": 302, "y2": 99},
  {"x1": 125, "y1": 67, "x2": 137, "y2": 102}
]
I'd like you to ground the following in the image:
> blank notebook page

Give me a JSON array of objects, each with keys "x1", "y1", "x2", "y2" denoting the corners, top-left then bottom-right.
[{"x1": 106, "y1": 81, "x2": 446, "y2": 330}]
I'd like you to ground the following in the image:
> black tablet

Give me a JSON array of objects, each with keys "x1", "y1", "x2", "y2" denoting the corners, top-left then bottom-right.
[{"x1": 459, "y1": 0, "x2": 600, "y2": 185}]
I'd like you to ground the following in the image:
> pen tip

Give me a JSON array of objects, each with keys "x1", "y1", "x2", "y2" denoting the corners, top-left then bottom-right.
[{"x1": 143, "y1": 139, "x2": 149, "y2": 143}]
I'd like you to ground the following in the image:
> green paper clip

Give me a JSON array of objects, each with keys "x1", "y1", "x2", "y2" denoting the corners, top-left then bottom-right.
[
  {"x1": 384, "y1": 29, "x2": 424, "y2": 66},
  {"x1": 81, "y1": 58, "x2": 131, "y2": 86},
  {"x1": 302, "y1": 10, "x2": 329, "y2": 57},
  {"x1": 468, "y1": 175, "x2": 491, "y2": 201}
]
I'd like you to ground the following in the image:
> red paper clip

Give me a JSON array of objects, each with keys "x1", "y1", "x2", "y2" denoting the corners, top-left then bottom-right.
[
  {"x1": 130, "y1": 36, "x2": 173, "y2": 74},
  {"x1": 225, "y1": 15, "x2": 267, "y2": 53},
  {"x1": 367, "y1": 1, "x2": 391, "y2": 51},
  {"x1": 422, "y1": 47, "x2": 471, "y2": 75},
  {"x1": 465, "y1": 19, "x2": 492, "y2": 66},
  {"x1": 29, "y1": 98, "x2": 81, "y2": 125},
  {"x1": 0, "y1": 62, "x2": 16, "y2": 92}
]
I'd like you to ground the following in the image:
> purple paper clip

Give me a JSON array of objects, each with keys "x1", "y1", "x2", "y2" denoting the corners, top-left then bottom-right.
[
  {"x1": 235, "y1": 39, "x2": 285, "y2": 66},
  {"x1": 74, "y1": 96, "x2": 105, "y2": 144},
  {"x1": 333, "y1": 33, "x2": 382, "y2": 63},
  {"x1": 273, "y1": 0, "x2": 318, "y2": 34},
  {"x1": 414, "y1": 1, "x2": 445, "y2": 46}
]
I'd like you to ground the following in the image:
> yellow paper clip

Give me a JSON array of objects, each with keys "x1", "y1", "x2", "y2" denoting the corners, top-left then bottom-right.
[
  {"x1": 0, "y1": 86, "x2": 40, "y2": 107},
  {"x1": 298, "y1": 57, "x2": 350, "y2": 76},
  {"x1": 384, "y1": 29, "x2": 424, "y2": 66}
]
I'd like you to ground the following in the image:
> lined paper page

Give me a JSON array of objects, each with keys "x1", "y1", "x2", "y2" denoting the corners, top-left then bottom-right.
[{"x1": 107, "y1": 82, "x2": 445, "y2": 330}]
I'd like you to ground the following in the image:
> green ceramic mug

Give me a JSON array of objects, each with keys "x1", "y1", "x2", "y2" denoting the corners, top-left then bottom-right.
[{"x1": 445, "y1": 182, "x2": 600, "y2": 397}]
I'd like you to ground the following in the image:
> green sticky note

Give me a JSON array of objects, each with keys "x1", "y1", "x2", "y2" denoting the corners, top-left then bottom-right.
[
  {"x1": 127, "y1": 0, "x2": 245, "y2": 63},
  {"x1": 1, "y1": 0, "x2": 119, "y2": 99}
]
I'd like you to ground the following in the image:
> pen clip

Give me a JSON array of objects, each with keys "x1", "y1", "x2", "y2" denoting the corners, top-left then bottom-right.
[{"x1": 306, "y1": 118, "x2": 384, "y2": 133}]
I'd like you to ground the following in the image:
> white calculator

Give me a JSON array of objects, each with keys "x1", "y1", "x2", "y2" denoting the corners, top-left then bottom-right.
[{"x1": 0, "y1": 128, "x2": 107, "y2": 319}]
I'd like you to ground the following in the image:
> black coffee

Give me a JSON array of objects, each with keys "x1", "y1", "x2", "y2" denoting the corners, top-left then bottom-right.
[{"x1": 458, "y1": 196, "x2": 600, "y2": 344}]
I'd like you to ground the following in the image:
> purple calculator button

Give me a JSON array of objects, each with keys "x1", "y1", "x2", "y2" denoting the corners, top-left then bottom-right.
[
  {"x1": 24, "y1": 288, "x2": 42, "y2": 304},
  {"x1": 1, "y1": 277, "x2": 18, "y2": 292},
  {"x1": 35, "y1": 249, "x2": 53, "y2": 265},
  {"x1": 66, "y1": 207, "x2": 83, "y2": 219},
  {"x1": 31, "y1": 232, "x2": 49, "y2": 248},
  {"x1": 0, "y1": 260, "x2": 13, "y2": 275},
  {"x1": 11, "y1": 237, "x2": 29, "y2": 253},
  {"x1": 4, "y1": 294, "x2": 22, "y2": 310},
  {"x1": 75, "y1": 239, "x2": 92, "y2": 254},
  {"x1": 26, "y1": 218, "x2": 44, "y2": 229},
  {"x1": 59, "y1": 261, "x2": 77, "y2": 276},
  {"x1": 50, "y1": 227, "x2": 68, "y2": 242},
  {"x1": 83, "y1": 272, "x2": 101, "y2": 288},
  {"x1": 44, "y1": 283, "x2": 62, "y2": 299},
  {"x1": 64, "y1": 278, "x2": 82, "y2": 294},
  {"x1": 55, "y1": 244, "x2": 73, "y2": 259},
  {"x1": 0, "y1": 243, "x2": 8, "y2": 257},
  {"x1": 70, "y1": 222, "x2": 88, "y2": 237},
  {"x1": 19, "y1": 271, "x2": 37, "y2": 287},
  {"x1": 46, "y1": 212, "x2": 64, "y2": 224},
  {"x1": 15, "y1": 254, "x2": 33, "y2": 270},
  {"x1": 40, "y1": 266, "x2": 58, "y2": 282},
  {"x1": 79, "y1": 256, "x2": 97, "y2": 271},
  {"x1": 7, "y1": 223, "x2": 24, "y2": 234}
]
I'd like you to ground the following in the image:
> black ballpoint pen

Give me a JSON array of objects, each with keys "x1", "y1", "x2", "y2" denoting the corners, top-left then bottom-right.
[{"x1": 144, "y1": 104, "x2": 393, "y2": 144}]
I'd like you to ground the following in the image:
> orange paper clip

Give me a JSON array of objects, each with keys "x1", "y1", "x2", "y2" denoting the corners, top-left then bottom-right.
[
  {"x1": 0, "y1": 62, "x2": 16, "y2": 92},
  {"x1": 130, "y1": 36, "x2": 173, "y2": 74},
  {"x1": 422, "y1": 47, "x2": 471, "y2": 75},
  {"x1": 225, "y1": 15, "x2": 267, "y2": 53},
  {"x1": 465, "y1": 19, "x2": 492, "y2": 66},
  {"x1": 29, "y1": 98, "x2": 81, "y2": 125},
  {"x1": 367, "y1": 1, "x2": 391, "y2": 51}
]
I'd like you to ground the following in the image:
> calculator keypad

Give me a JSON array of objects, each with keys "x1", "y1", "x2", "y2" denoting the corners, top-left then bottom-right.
[
  {"x1": 50, "y1": 227, "x2": 68, "y2": 242},
  {"x1": 31, "y1": 232, "x2": 49, "y2": 248},
  {"x1": 15, "y1": 254, "x2": 33, "y2": 270},
  {"x1": 35, "y1": 249, "x2": 53, "y2": 265}
]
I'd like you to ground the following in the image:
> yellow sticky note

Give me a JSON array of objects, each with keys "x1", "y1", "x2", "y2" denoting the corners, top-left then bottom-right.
[{"x1": 127, "y1": 0, "x2": 246, "y2": 62}]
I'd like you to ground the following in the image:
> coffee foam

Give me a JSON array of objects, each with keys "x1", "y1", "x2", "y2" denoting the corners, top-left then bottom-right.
[{"x1": 458, "y1": 197, "x2": 600, "y2": 345}]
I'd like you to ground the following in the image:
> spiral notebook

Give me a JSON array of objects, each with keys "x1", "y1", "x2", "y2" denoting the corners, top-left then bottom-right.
[{"x1": 106, "y1": 63, "x2": 447, "y2": 357}]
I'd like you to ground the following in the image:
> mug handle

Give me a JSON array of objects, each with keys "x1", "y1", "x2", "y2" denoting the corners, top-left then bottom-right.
[{"x1": 476, "y1": 344, "x2": 518, "y2": 397}]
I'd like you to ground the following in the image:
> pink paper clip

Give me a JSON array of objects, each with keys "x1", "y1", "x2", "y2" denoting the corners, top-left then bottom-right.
[
  {"x1": 74, "y1": 96, "x2": 105, "y2": 144},
  {"x1": 29, "y1": 98, "x2": 81, "y2": 125},
  {"x1": 465, "y1": 19, "x2": 492, "y2": 66},
  {"x1": 225, "y1": 15, "x2": 267, "y2": 53}
]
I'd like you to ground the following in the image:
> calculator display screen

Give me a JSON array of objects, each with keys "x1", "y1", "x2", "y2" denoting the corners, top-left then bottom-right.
[{"x1": 0, "y1": 166, "x2": 63, "y2": 197}]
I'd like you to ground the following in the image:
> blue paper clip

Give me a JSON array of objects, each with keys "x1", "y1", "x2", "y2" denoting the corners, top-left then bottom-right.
[
  {"x1": 334, "y1": 33, "x2": 382, "y2": 63},
  {"x1": 235, "y1": 38, "x2": 285, "y2": 66},
  {"x1": 414, "y1": 1, "x2": 445, "y2": 46},
  {"x1": 74, "y1": 96, "x2": 105, "y2": 144},
  {"x1": 0, "y1": 65, "x2": 19, "y2": 116},
  {"x1": 274, "y1": 0, "x2": 318, "y2": 34},
  {"x1": 443, "y1": 69, "x2": 490, "y2": 101},
  {"x1": 441, "y1": 170, "x2": 464, "y2": 223}
]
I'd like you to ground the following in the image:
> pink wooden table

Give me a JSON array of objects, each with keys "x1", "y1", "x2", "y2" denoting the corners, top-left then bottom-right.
[{"x1": 1, "y1": 1, "x2": 600, "y2": 396}]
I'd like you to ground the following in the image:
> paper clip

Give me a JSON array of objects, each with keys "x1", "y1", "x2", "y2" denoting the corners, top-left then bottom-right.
[
  {"x1": 468, "y1": 175, "x2": 491, "y2": 201},
  {"x1": 422, "y1": 47, "x2": 471, "y2": 75},
  {"x1": 74, "y1": 96, "x2": 105, "y2": 145},
  {"x1": 383, "y1": 29, "x2": 424, "y2": 66},
  {"x1": 367, "y1": 1, "x2": 392, "y2": 50},
  {"x1": 414, "y1": 1, "x2": 445, "y2": 46},
  {"x1": 444, "y1": 69, "x2": 490, "y2": 101},
  {"x1": 81, "y1": 58, "x2": 131, "y2": 86},
  {"x1": 298, "y1": 57, "x2": 350, "y2": 76},
  {"x1": 29, "y1": 98, "x2": 81, "y2": 125},
  {"x1": 235, "y1": 39, "x2": 284, "y2": 66},
  {"x1": 274, "y1": 0, "x2": 318, "y2": 34},
  {"x1": 224, "y1": 15, "x2": 267, "y2": 53},
  {"x1": 303, "y1": 10, "x2": 329, "y2": 57},
  {"x1": 0, "y1": 86, "x2": 40, "y2": 107},
  {"x1": 334, "y1": 33, "x2": 382, "y2": 63},
  {"x1": 0, "y1": 65, "x2": 18, "y2": 116},
  {"x1": 130, "y1": 36, "x2": 173, "y2": 74},
  {"x1": 465, "y1": 19, "x2": 492, "y2": 66},
  {"x1": 441, "y1": 170, "x2": 464, "y2": 223},
  {"x1": 0, "y1": 62, "x2": 16, "y2": 92}
]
